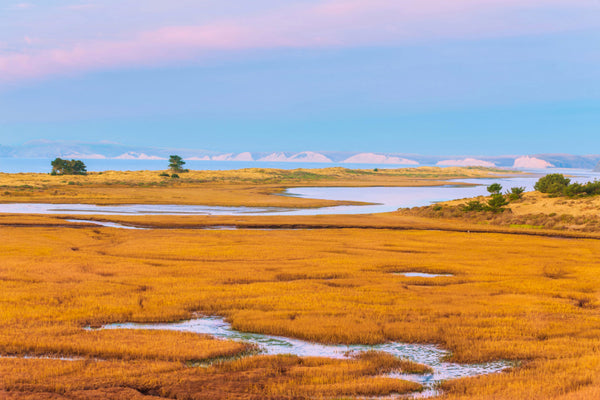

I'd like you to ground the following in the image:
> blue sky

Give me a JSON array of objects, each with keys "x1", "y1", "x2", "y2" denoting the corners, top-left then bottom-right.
[{"x1": 1, "y1": 0, "x2": 599, "y2": 155}]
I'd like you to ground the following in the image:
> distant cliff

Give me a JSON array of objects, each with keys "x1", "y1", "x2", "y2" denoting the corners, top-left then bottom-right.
[{"x1": 594, "y1": 162, "x2": 600, "y2": 172}]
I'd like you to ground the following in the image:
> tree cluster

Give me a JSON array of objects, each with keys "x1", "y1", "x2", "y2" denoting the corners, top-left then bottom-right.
[
  {"x1": 534, "y1": 174, "x2": 600, "y2": 197},
  {"x1": 534, "y1": 174, "x2": 571, "y2": 196},
  {"x1": 460, "y1": 183, "x2": 524, "y2": 213},
  {"x1": 50, "y1": 158, "x2": 87, "y2": 175}
]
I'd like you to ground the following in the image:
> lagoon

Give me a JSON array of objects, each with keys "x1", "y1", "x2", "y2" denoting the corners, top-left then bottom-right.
[{"x1": 1, "y1": 169, "x2": 598, "y2": 216}]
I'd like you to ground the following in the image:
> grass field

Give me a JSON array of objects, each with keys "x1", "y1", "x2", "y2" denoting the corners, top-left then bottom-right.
[
  {"x1": 1, "y1": 223, "x2": 600, "y2": 399},
  {"x1": 3, "y1": 167, "x2": 600, "y2": 399}
]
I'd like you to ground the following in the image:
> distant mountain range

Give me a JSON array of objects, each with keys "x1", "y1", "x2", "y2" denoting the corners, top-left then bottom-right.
[{"x1": 2, "y1": 140, "x2": 599, "y2": 170}]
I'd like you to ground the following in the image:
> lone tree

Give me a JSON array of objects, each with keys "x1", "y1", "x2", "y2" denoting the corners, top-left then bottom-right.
[
  {"x1": 487, "y1": 193, "x2": 509, "y2": 213},
  {"x1": 485, "y1": 183, "x2": 509, "y2": 212},
  {"x1": 168, "y1": 155, "x2": 187, "y2": 173},
  {"x1": 50, "y1": 158, "x2": 87, "y2": 175},
  {"x1": 487, "y1": 183, "x2": 502, "y2": 195}
]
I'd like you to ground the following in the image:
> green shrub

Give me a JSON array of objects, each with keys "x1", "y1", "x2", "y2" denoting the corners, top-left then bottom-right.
[
  {"x1": 508, "y1": 186, "x2": 525, "y2": 201},
  {"x1": 487, "y1": 183, "x2": 502, "y2": 195},
  {"x1": 565, "y1": 180, "x2": 600, "y2": 197},
  {"x1": 534, "y1": 174, "x2": 570, "y2": 195},
  {"x1": 461, "y1": 200, "x2": 486, "y2": 212},
  {"x1": 564, "y1": 183, "x2": 584, "y2": 197},
  {"x1": 536, "y1": 174, "x2": 600, "y2": 198},
  {"x1": 50, "y1": 158, "x2": 87, "y2": 175},
  {"x1": 487, "y1": 193, "x2": 509, "y2": 213}
]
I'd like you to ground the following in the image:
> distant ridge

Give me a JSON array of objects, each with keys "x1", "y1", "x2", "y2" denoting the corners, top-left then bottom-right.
[
  {"x1": 436, "y1": 158, "x2": 495, "y2": 167},
  {"x1": 343, "y1": 153, "x2": 418, "y2": 165},
  {"x1": 4, "y1": 140, "x2": 220, "y2": 160},
  {"x1": 2, "y1": 141, "x2": 600, "y2": 170},
  {"x1": 512, "y1": 156, "x2": 553, "y2": 169}
]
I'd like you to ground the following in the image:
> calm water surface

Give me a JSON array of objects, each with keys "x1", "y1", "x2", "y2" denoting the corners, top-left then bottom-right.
[{"x1": 396, "y1": 272, "x2": 453, "y2": 278}]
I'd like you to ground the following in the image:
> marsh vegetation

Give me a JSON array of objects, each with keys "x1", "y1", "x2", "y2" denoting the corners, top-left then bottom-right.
[
  {"x1": 407, "y1": 174, "x2": 600, "y2": 234},
  {"x1": 1, "y1": 223, "x2": 600, "y2": 398},
  {"x1": 2, "y1": 167, "x2": 600, "y2": 399}
]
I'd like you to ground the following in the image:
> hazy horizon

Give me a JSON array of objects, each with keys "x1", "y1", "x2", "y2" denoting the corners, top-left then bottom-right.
[{"x1": 3, "y1": 139, "x2": 600, "y2": 171}]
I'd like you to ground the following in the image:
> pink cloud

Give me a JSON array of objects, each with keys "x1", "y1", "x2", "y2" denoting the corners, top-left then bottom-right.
[
  {"x1": 11, "y1": 3, "x2": 34, "y2": 9},
  {"x1": 1, "y1": 0, "x2": 598, "y2": 83},
  {"x1": 64, "y1": 4, "x2": 97, "y2": 10}
]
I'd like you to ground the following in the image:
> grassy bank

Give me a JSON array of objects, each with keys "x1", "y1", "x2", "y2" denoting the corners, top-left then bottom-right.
[
  {"x1": 0, "y1": 166, "x2": 518, "y2": 207},
  {"x1": 404, "y1": 190, "x2": 600, "y2": 233}
]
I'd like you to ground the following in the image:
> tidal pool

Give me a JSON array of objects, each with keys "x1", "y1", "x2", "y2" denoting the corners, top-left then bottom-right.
[
  {"x1": 65, "y1": 219, "x2": 148, "y2": 230},
  {"x1": 99, "y1": 316, "x2": 511, "y2": 398},
  {"x1": 65, "y1": 219, "x2": 244, "y2": 230},
  {"x1": 1, "y1": 354, "x2": 83, "y2": 361},
  {"x1": 395, "y1": 272, "x2": 454, "y2": 278}
]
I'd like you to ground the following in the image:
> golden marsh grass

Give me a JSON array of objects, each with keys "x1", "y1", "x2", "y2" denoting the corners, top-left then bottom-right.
[{"x1": 1, "y1": 223, "x2": 600, "y2": 398}]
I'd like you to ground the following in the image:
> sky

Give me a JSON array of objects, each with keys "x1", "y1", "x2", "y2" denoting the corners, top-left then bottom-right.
[{"x1": 0, "y1": 0, "x2": 599, "y2": 155}]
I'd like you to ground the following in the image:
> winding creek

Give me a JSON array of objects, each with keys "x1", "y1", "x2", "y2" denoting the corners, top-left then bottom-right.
[
  {"x1": 0, "y1": 177, "x2": 536, "y2": 216},
  {"x1": 97, "y1": 316, "x2": 511, "y2": 398}
]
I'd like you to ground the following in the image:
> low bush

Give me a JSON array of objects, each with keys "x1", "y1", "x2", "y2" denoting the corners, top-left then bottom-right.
[
  {"x1": 460, "y1": 200, "x2": 486, "y2": 212},
  {"x1": 487, "y1": 193, "x2": 509, "y2": 213},
  {"x1": 534, "y1": 174, "x2": 571, "y2": 195},
  {"x1": 508, "y1": 187, "x2": 525, "y2": 201}
]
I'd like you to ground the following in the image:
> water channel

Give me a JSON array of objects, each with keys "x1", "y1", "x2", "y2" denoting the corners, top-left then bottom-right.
[
  {"x1": 99, "y1": 316, "x2": 511, "y2": 398},
  {"x1": 1, "y1": 169, "x2": 598, "y2": 217}
]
